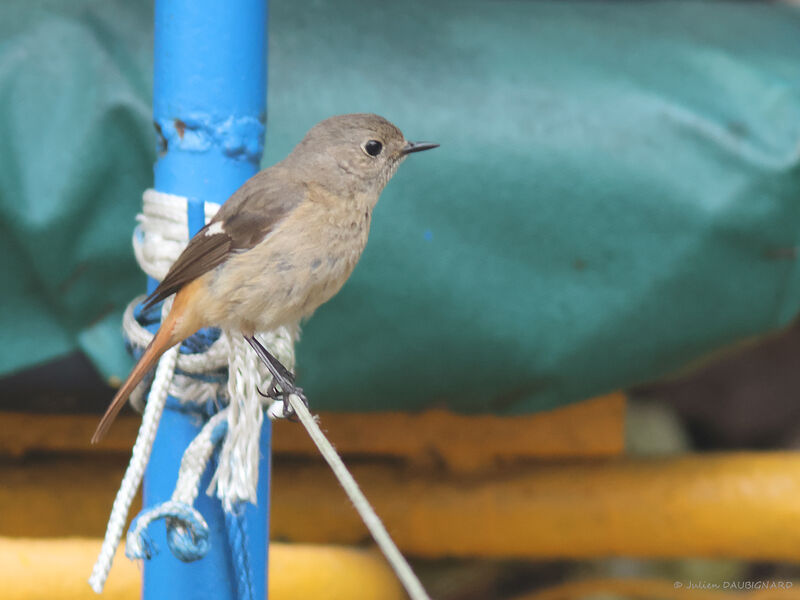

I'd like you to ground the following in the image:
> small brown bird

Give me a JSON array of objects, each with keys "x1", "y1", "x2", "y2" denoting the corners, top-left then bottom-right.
[{"x1": 92, "y1": 113, "x2": 437, "y2": 443}]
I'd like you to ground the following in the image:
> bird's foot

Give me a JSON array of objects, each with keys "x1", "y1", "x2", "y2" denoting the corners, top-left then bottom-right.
[
  {"x1": 257, "y1": 378, "x2": 309, "y2": 421},
  {"x1": 245, "y1": 334, "x2": 309, "y2": 421}
]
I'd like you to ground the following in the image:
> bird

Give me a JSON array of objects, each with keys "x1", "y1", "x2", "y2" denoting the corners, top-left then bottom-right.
[{"x1": 91, "y1": 113, "x2": 438, "y2": 443}]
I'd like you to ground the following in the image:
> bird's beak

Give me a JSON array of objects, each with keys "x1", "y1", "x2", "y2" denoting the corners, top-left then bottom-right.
[{"x1": 401, "y1": 141, "x2": 439, "y2": 155}]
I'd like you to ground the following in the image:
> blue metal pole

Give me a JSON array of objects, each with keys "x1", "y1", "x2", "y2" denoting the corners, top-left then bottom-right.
[{"x1": 144, "y1": 1, "x2": 269, "y2": 599}]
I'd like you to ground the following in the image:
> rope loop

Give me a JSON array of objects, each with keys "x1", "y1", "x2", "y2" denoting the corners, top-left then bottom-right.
[{"x1": 126, "y1": 500, "x2": 210, "y2": 562}]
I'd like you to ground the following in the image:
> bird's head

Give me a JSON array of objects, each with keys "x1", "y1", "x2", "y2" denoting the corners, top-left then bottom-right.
[{"x1": 287, "y1": 113, "x2": 438, "y2": 199}]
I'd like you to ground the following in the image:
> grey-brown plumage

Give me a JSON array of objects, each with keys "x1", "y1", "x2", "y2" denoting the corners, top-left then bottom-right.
[
  {"x1": 93, "y1": 113, "x2": 438, "y2": 442},
  {"x1": 142, "y1": 174, "x2": 306, "y2": 309}
]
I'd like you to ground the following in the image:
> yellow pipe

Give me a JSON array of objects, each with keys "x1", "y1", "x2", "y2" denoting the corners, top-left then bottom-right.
[
  {"x1": 0, "y1": 538, "x2": 405, "y2": 600},
  {"x1": 269, "y1": 543, "x2": 405, "y2": 600},
  {"x1": 3, "y1": 453, "x2": 800, "y2": 560},
  {"x1": 0, "y1": 538, "x2": 137, "y2": 600},
  {"x1": 271, "y1": 453, "x2": 800, "y2": 560},
  {"x1": 0, "y1": 393, "x2": 625, "y2": 466}
]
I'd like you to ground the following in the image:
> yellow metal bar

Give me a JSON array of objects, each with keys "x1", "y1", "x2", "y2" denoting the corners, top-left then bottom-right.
[
  {"x1": 0, "y1": 393, "x2": 625, "y2": 465},
  {"x1": 269, "y1": 543, "x2": 405, "y2": 600},
  {"x1": 271, "y1": 453, "x2": 800, "y2": 560},
  {"x1": 0, "y1": 538, "x2": 405, "y2": 600},
  {"x1": 4, "y1": 453, "x2": 800, "y2": 560},
  {"x1": 0, "y1": 455, "x2": 130, "y2": 538},
  {"x1": 271, "y1": 393, "x2": 625, "y2": 469},
  {"x1": 0, "y1": 538, "x2": 136, "y2": 600}
]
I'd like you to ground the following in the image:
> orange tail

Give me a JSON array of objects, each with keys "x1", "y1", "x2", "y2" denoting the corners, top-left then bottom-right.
[{"x1": 91, "y1": 285, "x2": 199, "y2": 444}]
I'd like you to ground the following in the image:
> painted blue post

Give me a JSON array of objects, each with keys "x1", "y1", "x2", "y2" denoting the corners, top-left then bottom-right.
[{"x1": 144, "y1": 1, "x2": 269, "y2": 599}]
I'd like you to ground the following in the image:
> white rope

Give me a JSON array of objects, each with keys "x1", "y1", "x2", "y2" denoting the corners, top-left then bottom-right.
[
  {"x1": 125, "y1": 411, "x2": 227, "y2": 561},
  {"x1": 89, "y1": 315, "x2": 179, "y2": 592},
  {"x1": 91, "y1": 190, "x2": 293, "y2": 593},
  {"x1": 92, "y1": 188, "x2": 431, "y2": 600},
  {"x1": 133, "y1": 189, "x2": 220, "y2": 281},
  {"x1": 174, "y1": 411, "x2": 229, "y2": 505},
  {"x1": 287, "y1": 394, "x2": 432, "y2": 600},
  {"x1": 214, "y1": 333, "x2": 272, "y2": 509}
]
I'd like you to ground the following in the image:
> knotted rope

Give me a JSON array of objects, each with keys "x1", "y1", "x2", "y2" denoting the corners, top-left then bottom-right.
[
  {"x1": 90, "y1": 190, "x2": 294, "y2": 595},
  {"x1": 89, "y1": 189, "x2": 431, "y2": 600}
]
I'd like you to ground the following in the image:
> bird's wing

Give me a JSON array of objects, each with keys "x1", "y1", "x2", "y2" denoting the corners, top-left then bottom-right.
[{"x1": 142, "y1": 170, "x2": 305, "y2": 309}]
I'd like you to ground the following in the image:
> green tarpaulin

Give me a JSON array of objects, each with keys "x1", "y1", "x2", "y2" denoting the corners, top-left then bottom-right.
[{"x1": 1, "y1": 0, "x2": 799, "y2": 413}]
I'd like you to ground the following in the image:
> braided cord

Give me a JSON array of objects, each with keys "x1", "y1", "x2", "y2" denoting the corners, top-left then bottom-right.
[{"x1": 225, "y1": 507, "x2": 255, "y2": 600}]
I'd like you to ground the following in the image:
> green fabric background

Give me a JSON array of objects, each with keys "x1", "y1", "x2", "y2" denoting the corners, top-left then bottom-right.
[{"x1": 1, "y1": 1, "x2": 800, "y2": 413}]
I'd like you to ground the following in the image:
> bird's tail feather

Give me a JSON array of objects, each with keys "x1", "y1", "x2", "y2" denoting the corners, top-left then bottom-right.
[{"x1": 91, "y1": 307, "x2": 181, "y2": 444}]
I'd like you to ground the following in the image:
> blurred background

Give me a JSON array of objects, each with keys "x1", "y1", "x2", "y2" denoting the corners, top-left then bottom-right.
[{"x1": 2, "y1": 1, "x2": 800, "y2": 598}]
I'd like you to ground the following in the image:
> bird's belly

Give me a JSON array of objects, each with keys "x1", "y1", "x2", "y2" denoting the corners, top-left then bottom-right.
[{"x1": 201, "y1": 236, "x2": 364, "y2": 334}]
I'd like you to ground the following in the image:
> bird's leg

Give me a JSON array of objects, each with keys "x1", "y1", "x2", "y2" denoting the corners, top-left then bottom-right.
[{"x1": 244, "y1": 335, "x2": 309, "y2": 418}]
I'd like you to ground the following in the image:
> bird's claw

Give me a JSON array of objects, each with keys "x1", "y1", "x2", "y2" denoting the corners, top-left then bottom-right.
[
  {"x1": 256, "y1": 384, "x2": 281, "y2": 400},
  {"x1": 257, "y1": 382, "x2": 308, "y2": 422},
  {"x1": 245, "y1": 336, "x2": 308, "y2": 421},
  {"x1": 281, "y1": 387, "x2": 309, "y2": 421}
]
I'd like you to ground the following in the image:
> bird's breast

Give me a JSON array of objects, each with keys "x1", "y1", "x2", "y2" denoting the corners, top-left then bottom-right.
[{"x1": 200, "y1": 195, "x2": 373, "y2": 332}]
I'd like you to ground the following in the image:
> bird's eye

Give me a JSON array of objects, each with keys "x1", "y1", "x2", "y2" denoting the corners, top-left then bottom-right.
[{"x1": 363, "y1": 139, "x2": 383, "y2": 157}]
